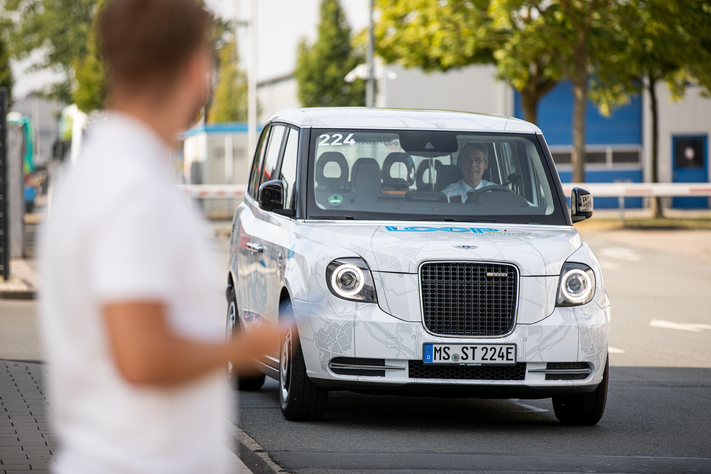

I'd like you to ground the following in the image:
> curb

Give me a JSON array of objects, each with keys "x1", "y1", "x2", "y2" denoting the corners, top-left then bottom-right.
[{"x1": 228, "y1": 421, "x2": 288, "y2": 474}]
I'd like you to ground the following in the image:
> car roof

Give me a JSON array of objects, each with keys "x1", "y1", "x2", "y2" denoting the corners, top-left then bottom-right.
[{"x1": 265, "y1": 107, "x2": 541, "y2": 134}]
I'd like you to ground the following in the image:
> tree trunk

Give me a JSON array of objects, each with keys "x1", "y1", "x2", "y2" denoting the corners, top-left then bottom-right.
[
  {"x1": 648, "y1": 77, "x2": 663, "y2": 218},
  {"x1": 521, "y1": 91, "x2": 538, "y2": 125},
  {"x1": 571, "y1": 79, "x2": 587, "y2": 183}
]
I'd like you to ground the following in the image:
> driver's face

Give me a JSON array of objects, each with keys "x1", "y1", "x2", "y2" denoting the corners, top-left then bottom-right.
[{"x1": 458, "y1": 148, "x2": 488, "y2": 188}]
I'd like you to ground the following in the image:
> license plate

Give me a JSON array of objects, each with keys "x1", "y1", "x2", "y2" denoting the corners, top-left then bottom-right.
[{"x1": 423, "y1": 343, "x2": 517, "y2": 365}]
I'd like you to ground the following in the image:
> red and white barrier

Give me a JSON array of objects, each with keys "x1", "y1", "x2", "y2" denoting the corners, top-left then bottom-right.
[
  {"x1": 177, "y1": 183, "x2": 711, "y2": 200},
  {"x1": 176, "y1": 184, "x2": 246, "y2": 199},
  {"x1": 561, "y1": 182, "x2": 711, "y2": 198}
]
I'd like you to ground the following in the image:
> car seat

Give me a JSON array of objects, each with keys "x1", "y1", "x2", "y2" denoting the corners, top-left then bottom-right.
[
  {"x1": 416, "y1": 159, "x2": 442, "y2": 191},
  {"x1": 381, "y1": 153, "x2": 415, "y2": 193},
  {"x1": 315, "y1": 152, "x2": 349, "y2": 191},
  {"x1": 352, "y1": 158, "x2": 381, "y2": 206},
  {"x1": 435, "y1": 165, "x2": 463, "y2": 192}
]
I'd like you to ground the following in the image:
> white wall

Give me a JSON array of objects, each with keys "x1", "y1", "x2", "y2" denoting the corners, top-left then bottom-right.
[
  {"x1": 258, "y1": 76, "x2": 301, "y2": 122},
  {"x1": 376, "y1": 64, "x2": 513, "y2": 116}
]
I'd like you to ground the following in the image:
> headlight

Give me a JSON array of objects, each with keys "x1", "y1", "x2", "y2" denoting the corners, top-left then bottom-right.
[
  {"x1": 326, "y1": 258, "x2": 377, "y2": 303},
  {"x1": 556, "y1": 263, "x2": 595, "y2": 306}
]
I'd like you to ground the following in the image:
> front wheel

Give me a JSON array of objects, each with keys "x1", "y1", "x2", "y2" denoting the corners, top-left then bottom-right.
[
  {"x1": 552, "y1": 355, "x2": 609, "y2": 426},
  {"x1": 279, "y1": 300, "x2": 328, "y2": 421},
  {"x1": 226, "y1": 287, "x2": 265, "y2": 391}
]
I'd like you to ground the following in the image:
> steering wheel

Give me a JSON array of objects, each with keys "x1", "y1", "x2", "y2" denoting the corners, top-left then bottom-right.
[{"x1": 465, "y1": 184, "x2": 515, "y2": 201}]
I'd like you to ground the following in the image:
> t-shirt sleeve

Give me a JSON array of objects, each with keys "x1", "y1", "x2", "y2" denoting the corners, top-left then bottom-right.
[{"x1": 88, "y1": 182, "x2": 178, "y2": 303}]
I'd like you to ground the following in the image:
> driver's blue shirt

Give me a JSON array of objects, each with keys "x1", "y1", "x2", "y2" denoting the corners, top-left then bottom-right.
[{"x1": 441, "y1": 179, "x2": 493, "y2": 203}]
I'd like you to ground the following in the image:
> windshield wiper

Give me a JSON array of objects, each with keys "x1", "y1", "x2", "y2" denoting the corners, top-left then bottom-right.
[{"x1": 308, "y1": 215, "x2": 366, "y2": 220}]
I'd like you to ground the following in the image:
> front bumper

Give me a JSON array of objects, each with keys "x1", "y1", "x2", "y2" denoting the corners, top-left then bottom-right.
[{"x1": 292, "y1": 296, "x2": 610, "y2": 397}]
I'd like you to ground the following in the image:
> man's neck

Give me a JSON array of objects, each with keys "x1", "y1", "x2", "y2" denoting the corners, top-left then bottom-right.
[
  {"x1": 463, "y1": 178, "x2": 482, "y2": 189},
  {"x1": 110, "y1": 97, "x2": 182, "y2": 148}
]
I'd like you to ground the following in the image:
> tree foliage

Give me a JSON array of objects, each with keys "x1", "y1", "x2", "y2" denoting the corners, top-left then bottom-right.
[
  {"x1": 208, "y1": 35, "x2": 248, "y2": 122},
  {"x1": 375, "y1": 0, "x2": 561, "y2": 124},
  {"x1": 0, "y1": 34, "x2": 14, "y2": 107},
  {"x1": 72, "y1": 0, "x2": 105, "y2": 113},
  {"x1": 295, "y1": 0, "x2": 365, "y2": 107},
  {"x1": 4, "y1": 0, "x2": 96, "y2": 103}
]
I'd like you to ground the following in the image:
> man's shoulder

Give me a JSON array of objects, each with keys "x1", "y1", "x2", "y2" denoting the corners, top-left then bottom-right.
[{"x1": 441, "y1": 180, "x2": 464, "y2": 194}]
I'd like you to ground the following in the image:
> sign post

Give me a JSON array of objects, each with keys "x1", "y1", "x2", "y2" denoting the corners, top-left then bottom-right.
[{"x1": 0, "y1": 88, "x2": 9, "y2": 280}]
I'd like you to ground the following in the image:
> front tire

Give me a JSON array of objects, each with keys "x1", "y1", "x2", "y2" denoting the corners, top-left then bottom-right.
[
  {"x1": 552, "y1": 355, "x2": 609, "y2": 426},
  {"x1": 226, "y1": 286, "x2": 265, "y2": 391},
  {"x1": 279, "y1": 300, "x2": 328, "y2": 421}
]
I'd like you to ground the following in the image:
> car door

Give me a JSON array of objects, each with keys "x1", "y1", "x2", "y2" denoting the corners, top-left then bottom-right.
[
  {"x1": 239, "y1": 124, "x2": 287, "y2": 326},
  {"x1": 236, "y1": 124, "x2": 272, "y2": 328}
]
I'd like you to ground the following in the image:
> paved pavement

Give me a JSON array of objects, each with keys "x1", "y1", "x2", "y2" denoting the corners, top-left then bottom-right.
[
  {"x1": 3, "y1": 222, "x2": 711, "y2": 473},
  {"x1": 233, "y1": 226, "x2": 711, "y2": 473}
]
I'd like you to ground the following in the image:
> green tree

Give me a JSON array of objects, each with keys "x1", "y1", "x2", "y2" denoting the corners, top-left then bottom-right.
[
  {"x1": 592, "y1": 0, "x2": 711, "y2": 216},
  {"x1": 208, "y1": 35, "x2": 248, "y2": 122},
  {"x1": 0, "y1": 35, "x2": 14, "y2": 107},
  {"x1": 295, "y1": 0, "x2": 365, "y2": 107},
  {"x1": 375, "y1": 0, "x2": 561, "y2": 125},
  {"x1": 4, "y1": 0, "x2": 96, "y2": 103},
  {"x1": 72, "y1": 0, "x2": 105, "y2": 113},
  {"x1": 524, "y1": 0, "x2": 620, "y2": 183}
]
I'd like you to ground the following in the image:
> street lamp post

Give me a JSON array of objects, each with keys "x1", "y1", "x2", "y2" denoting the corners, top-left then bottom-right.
[{"x1": 366, "y1": 0, "x2": 375, "y2": 108}]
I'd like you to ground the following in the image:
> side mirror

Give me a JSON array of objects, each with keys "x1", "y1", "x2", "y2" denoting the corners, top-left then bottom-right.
[
  {"x1": 258, "y1": 180, "x2": 284, "y2": 212},
  {"x1": 571, "y1": 187, "x2": 593, "y2": 223}
]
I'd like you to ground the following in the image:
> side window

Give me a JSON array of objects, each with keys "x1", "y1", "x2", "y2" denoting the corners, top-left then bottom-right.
[
  {"x1": 259, "y1": 125, "x2": 286, "y2": 187},
  {"x1": 280, "y1": 128, "x2": 299, "y2": 209},
  {"x1": 248, "y1": 126, "x2": 270, "y2": 197}
]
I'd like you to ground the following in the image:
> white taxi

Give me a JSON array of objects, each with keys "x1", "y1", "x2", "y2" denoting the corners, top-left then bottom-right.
[{"x1": 226, "y1": 108, "x2": 610, "y2": 425}]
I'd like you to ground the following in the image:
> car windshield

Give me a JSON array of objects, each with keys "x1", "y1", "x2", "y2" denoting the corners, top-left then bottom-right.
[{"x1": 307, "y1": 129, "x2": 567, "y2": 224}]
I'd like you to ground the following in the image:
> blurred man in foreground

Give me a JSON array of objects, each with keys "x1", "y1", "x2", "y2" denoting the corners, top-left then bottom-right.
[{"x1": 38, "y1": 0, "x2": 283, "y2": 472}]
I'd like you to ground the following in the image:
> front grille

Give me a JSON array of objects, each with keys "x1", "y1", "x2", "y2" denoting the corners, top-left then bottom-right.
[
  {"x1": 420, "y1": 262, "x2": 518, "y2": 336},
  {"x1": 408, "y1": 361, "x2": 527, "y2": 380}
]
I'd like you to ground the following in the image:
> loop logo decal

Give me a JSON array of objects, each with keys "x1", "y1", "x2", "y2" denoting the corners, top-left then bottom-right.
[{"x1": 384, "y1": 226, "x2": 539, "y2": 237}]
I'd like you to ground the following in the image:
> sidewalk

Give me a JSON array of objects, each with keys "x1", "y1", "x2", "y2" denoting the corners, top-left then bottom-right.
[{"x1": 0, "y1": 360, "x2": 252, "y2": 473}]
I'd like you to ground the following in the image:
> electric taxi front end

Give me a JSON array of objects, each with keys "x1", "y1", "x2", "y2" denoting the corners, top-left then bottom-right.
[{"x1": 226, "y1": 108, "x2": 610, "y2": 425}]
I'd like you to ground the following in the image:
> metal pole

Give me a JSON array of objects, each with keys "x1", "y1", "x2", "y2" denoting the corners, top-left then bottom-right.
[
  {"x1": 366, "y1": 0, "x2": 375, "y2": 108},
  {"x1": 0, "y1": 88, "x2": 9, "y2": 280},
  {"x1": 247, "y1": 0, "x2": 257, "y2": 159}
]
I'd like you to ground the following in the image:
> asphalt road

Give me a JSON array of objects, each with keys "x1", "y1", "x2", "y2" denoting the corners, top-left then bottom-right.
[{"x1": 228, "y1": 229, "x2": 711, "y2": 474}]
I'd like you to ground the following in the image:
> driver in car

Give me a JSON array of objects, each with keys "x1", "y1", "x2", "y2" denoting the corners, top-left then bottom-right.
[{"x1": 442, "y1": 143, "x2": 494, "y2": 203}]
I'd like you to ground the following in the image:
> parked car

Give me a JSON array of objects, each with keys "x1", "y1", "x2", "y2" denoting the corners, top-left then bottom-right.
[{"x1": 226, "y1": 108, "x2": 610, "y2": 425}]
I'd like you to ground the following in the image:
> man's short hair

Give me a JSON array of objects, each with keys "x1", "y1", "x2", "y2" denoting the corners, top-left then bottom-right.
[
  {"x1": 458, "y1": 143, "x2": 489, "y2": 164},
  {"x1": 98, "y1": 0, "x2": 212, "y2": 90}
]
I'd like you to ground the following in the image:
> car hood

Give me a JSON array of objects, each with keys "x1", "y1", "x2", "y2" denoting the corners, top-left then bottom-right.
[{"x1": 300, "y1": 222, "x2": 582, "y2": 276}]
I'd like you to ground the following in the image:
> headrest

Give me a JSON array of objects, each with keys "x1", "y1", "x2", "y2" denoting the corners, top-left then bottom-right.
[
  {"x1": 382, "y1": 152, "x2": 415, "y2": 186},
  {"x1": 435, "y1": 165, "x2": 462, "y2": 192},
  {"x1": 416, "y1": 159, "x2": 441, "y2": 191},
  {"x1": 352, "y1": 158, "x2": 381, "y2": 196},
  {"x1": 316, "y1": 152, "x2": 348, "y2": 187}
]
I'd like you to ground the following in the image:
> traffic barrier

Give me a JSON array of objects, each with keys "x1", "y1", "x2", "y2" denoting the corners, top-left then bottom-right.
[
  {"x1": 176, "y1": 184, "x2": 246, "y2": 199},
  {"x1": 561, "y1": 182, "x2": 711, "y2": 197}
]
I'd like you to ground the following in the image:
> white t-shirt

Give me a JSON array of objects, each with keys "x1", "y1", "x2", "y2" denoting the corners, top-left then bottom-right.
[
  {"x1": 39, "y1": 113, "x2": 227, "y2": 474},
  {"x1": 441, "y1": 179, "x2": 494, "y2": 203}
]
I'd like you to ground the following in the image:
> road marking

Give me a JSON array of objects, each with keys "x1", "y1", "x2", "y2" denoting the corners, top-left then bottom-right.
[
  {"x1": 600, "y1": 247, "x2": 642, "y2": 261},
  {"x1": 512, "y1": 401, "x2": 549, "y2": 413},
  {"x1": 650, "y1": 319, "x2": 711, "y2": 333},
  {"x1": 608, "y1": 346, "x2": 626, "y2": 354},
  {"x1": 599, "y1": 260, "x2": 620, "y2": 270}
]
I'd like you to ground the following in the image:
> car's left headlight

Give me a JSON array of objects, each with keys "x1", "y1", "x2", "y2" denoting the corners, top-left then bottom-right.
[
  {"x1": 556, "y1": 263, "x2": 596, "y2": 306},
  {"x1": 326, "y1": 258, "x2": 377, "y2": 303}
]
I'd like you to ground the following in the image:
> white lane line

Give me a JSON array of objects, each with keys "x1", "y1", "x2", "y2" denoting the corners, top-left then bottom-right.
[
  {"x1": 599, "y1": 260, "x2": 620, "y2": 270},
  {"x1": 649, "y1": 319, "x2": 711, "y2": 333},
  {"x1": 513, "y1": 401, "x2": 549, "y2": 413},
  {"x1": 600, "y1": 247, "x2": 642, "y2": 262},
  {"x1": 608, "y1": 346, "x2": 626, "y2": 354}
]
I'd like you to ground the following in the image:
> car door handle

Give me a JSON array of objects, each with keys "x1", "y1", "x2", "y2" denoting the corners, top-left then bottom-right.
[{"x1": 246, "y1": 242, "x2": 264, "y2": 253}]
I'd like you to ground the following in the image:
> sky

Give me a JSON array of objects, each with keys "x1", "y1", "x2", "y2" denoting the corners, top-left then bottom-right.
[{"x1": 11, "y1": 0, "x2": 371, "y2": 101}]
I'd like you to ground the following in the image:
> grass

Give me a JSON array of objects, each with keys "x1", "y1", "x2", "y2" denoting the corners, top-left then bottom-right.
[{"x1": 577, "y1": 216, "x2": 711, "y2": 231}]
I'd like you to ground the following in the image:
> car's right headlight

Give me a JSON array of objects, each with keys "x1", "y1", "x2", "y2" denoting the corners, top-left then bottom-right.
[
  {"x1": 556, "y1": 263, "x2": 596, "y2": 306},
  {"x1": 325, "y1": 258, "x2": 377, "y2": 303}
]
